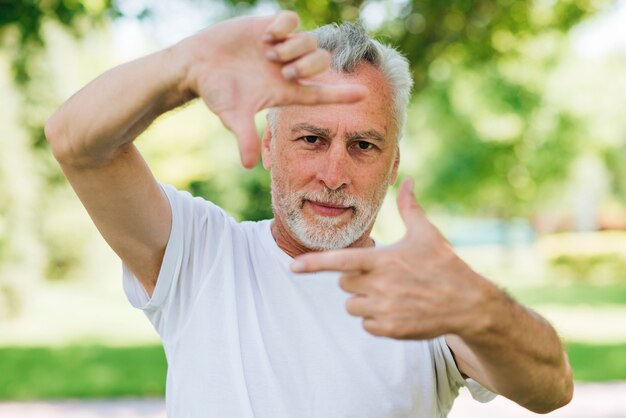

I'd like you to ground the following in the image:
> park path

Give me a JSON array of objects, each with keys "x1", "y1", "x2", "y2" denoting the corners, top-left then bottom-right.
[{"x1": 1, "y1": 382, "x2": 624, "y2": 417}]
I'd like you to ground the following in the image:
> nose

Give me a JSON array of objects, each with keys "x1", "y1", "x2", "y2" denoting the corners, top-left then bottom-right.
[{"x1": 317, "y1": 143, "x2": 351, "y2": 191}]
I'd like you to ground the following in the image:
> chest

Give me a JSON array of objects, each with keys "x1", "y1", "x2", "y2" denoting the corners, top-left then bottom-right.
[{"x1": 166, "y1": 260, "x2": 439, "y2": 417}]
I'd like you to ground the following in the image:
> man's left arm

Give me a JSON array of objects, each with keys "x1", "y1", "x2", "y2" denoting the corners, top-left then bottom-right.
[
  {"x1": 444, "y1": 280, "x2": 573, "y2": 413},
  {"x1": 291, "y1": 178, "x2": 573, "y2": 414}
]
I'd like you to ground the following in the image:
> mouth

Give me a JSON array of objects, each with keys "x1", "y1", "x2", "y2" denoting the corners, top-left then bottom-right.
[{"x1": 305, "y1": 200, "x2": 354, "y2": 217}]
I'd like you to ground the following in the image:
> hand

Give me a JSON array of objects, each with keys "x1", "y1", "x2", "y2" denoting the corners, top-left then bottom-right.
[
  {"x1": 178, "y1": 11, "x2": 368, "y2": 168},
  {"x1": 291, "y1": 178, "x2": 497, "y2": 340}
]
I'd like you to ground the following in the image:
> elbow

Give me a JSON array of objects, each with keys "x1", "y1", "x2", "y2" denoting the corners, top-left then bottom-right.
[
  {"x1": 44, "y1": 112, "x2": 71, "y2": 163},
  {"x1": 533, "y1": 387, "x2": 573, "y2": 414},
  {"x1": 45, "y1": 111, "x2": 94, "y2": 167},
  {"x1": 527, "y1": 362, "x2": 574, "y2": 414},
  {"x1": 552, "y1": 363, "x2": 574, "y2": 411}
]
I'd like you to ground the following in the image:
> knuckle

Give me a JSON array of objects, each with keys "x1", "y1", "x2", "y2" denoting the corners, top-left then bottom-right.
[
  {"x1": 289, "y1": 62, "x2": 301, "y2": 77},
  {"x1": 319, "y1": 49, "x2": 331, "y2": 64},
  {"x1": 362, "y1": 319, "x2": 382, "y2": 336},
  {"x1": 283, "y1": 10, "x2": 298, "y2": 22},
  {"x1": 275, "y1": 11, "x2": 298, "y2": 30},
  {"x1": 345, "y1": 299, "x2": 358, "y2": 316},
  {"x1": 337, "y1": 257, "x2": 351, "y2": 271},
  {"x1": 377, "y1": 252, "x2": 395, "y2": 267},
  {"x1": 371, "y1": 278, "x2": 389, "y2": 294},
  {"x1": 273, "y1": 47, "x2": 285, "y2": 61},
  {"x1": 380, "y1": 320, "x2": 398, "y2": 337},
  {"x1": 338, "y1": 275, "x2": 351, "y2": 291},
  {"x1": 304, "y1": 34, "x2": 317, "y2": 50},
  {"x1": 386, "y1": 320, "x2": 408, "y2": 339},
  {"x1": 378, "y1": 299, "x2": 395, "y2": 315}
]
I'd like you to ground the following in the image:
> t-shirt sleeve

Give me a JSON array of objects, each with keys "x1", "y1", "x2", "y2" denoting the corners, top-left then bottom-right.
[
  {"x1": 431, "y1": 336, "x2": 497, "y2": 413},
  {"x1": 122, "y1": 182, "x2": 235, "y2": 342}
]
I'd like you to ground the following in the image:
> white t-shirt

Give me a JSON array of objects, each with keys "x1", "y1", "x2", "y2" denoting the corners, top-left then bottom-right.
[{"x1": 123, "y1": 183, "x2": 495, "y2": 418}]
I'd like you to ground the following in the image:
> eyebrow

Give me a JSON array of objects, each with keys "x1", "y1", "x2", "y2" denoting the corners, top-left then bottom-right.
[
  {"x1": 291, "y1": 123, "x2": 332, "y2": 138},
  {"x1": 345, "y1": 129, "x2": 385, "y2": 142},
  {"x1": 291, "y1": 123, "x2": 386, "y2": 142}
]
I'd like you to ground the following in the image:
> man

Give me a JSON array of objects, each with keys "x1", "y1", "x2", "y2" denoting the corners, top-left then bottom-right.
[{"x1": 46, "y1": 11, "x2": 573, "y2": 417}]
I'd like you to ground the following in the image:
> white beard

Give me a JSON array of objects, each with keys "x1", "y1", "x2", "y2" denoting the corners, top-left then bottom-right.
[{"x1": 271, "y1": 174, "x2": 391, "y2": 251}]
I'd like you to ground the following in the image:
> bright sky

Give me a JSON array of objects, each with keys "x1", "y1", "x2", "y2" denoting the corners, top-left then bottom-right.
[{"x1": 571, "y1": 0, "x2": 626, "y2": 58}]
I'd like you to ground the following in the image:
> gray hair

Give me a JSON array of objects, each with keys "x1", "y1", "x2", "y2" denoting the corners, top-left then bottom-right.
[{"x1": 268, "y1": 22, "x2": 413, "y2": 142}]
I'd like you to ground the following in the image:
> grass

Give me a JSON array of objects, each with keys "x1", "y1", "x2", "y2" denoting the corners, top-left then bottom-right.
[
  {"x1": 567, "y1": 341, "x2": 626, "y2": 381},
  {"x1": 0, "y1": 345, "x2": 166, "y2": 400},
  {"x1": 509, "y1": 282, "x2": 626, "y2": 307},
  {"x1": 1, "y1": 341, "x2": 625, "y2": 400}
]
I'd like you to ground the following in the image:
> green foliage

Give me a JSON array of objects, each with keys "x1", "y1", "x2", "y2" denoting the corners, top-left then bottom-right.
[
  {"x1": 238, "y1": 163, "x2": 274, "y2": 221},
  {"x1": 511, "y1": 283, "x2": 626, "y2": 307},
  {"x1": 0, "y1": 0, "x2": 119, "y2": 84},
  {"x1": 0, "y1": 345, "x2": 166, "y2": 400},
  {"x1": 188, "y1": 163, "x2": 273, "y2": 222},
  {"x1": 605, "y1": 145, "x2": 626, "y2": 204},
  {"x1": 410, "y1": 71, "x2": 581, "y2": 216},
  {"x1": 566, "y1": 341, "x2": 626, "y2": 381}
]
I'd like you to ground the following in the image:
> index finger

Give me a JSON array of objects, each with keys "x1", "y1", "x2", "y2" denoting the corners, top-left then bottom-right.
[
  {"x1": 264, "y1": 11, "x2": 300, "y2": 42},
  {"x1": 293, "y1": 83, "x2": 368, "y2": 105},
  {"x1": 291, "y1": 248, "x2": 376, "y2": 274}
]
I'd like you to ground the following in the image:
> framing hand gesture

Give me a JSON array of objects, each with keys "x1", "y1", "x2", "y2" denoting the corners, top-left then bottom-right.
[
  {"x1": 180, "y1": 11, "x2": 368, "y2": 167},
  {"x1": 291, "y1": 178, "x2": 492, "y2": 341}
]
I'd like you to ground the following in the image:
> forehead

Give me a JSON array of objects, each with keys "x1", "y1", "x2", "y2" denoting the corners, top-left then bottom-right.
[{"x1": 275, "y1": 62, "x2": 395, "y2": 138}]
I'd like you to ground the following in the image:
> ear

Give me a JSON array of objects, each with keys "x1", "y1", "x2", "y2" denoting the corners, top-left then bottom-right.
[
  {"x1": 261, "y1": 114, "x2": 273, "y2": 170},
  {"x1": 389, "y1": 147, "x2": 400, "y2": 185}
]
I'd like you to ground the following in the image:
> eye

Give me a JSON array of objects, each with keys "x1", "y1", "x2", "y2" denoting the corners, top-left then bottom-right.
[
  {"x1": 355, "y1": 140, "x2": 374, "y2": 151},
  {"x1": 301, "y1": 135, "x2": 320, "y2": 144}
]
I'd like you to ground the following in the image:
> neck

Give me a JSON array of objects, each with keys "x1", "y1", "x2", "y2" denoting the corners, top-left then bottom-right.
[{"x1": 270, "y1": 216, "x2": 375, "y2": 259}]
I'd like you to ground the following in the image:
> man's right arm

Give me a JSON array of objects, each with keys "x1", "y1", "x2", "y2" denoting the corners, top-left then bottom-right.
[
  {"x1": 45, "y1": 46, "x2": 190, "y2": 297},
  {"x1": 45, "y1": 12, "x2": 367, "y2": 296}
]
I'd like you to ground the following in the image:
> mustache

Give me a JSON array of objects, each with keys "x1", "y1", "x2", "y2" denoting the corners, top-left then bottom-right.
[{"x1": 298, "y1": 189, "x2": 360, "y2": 208}]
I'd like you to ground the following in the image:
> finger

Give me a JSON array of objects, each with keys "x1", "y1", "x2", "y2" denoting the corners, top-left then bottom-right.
[
  {"x1": 339, "y1": 272, "x2": 375, "y2": 295},
  {"x1": 263, "y1": 11, "x2": 299, "y2": 42},
  {"x1": 266, "y1": 33, "x2": 317, "y2": 63},
  {"x1": 282, "y1": 49, "x2": 330, "y2": 80},
  {"x1": 291, "y1": 248, "x2": 376, "y2": 273},
  {"x1": 291, "y1": 83, "x2": 368, "y2": 105},
  {"x1": 397, "y1": 177, "x2": 426, "y2": 234},
  {"x1": 362, "y1": 318, "x2": 387, "y2": 337},
  {"x1": 345, "y1": 295, "x2": 374, "y2": 317},
  {"x1": 218, "y1": 110, "x2": 261, "y2": 169}
]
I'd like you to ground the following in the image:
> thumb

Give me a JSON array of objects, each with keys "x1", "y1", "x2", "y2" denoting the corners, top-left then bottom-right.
[
  {"x1": 219, "y1": 110, "x2": 261, "y2": 169},
  {"x1": 397, "y1": 177, "x2": 426, "y2": 234}
]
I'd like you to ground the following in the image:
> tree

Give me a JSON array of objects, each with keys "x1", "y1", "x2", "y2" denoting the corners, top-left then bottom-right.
[
  {"x1": 0, "y1": 0, "x2": 119, "y2": 83},
  {"x1": 0, "y1": 0, "x2": 613, "y2": 303}
]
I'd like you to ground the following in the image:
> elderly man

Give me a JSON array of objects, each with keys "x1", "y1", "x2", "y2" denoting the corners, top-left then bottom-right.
[{"x1": 46, "y1": 11, "x2": 572, "y2": 417}]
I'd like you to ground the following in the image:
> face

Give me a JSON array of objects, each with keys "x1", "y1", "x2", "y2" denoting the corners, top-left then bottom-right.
[{"x1": 262, "y1": 62, "x2": 400, "y2": 252}]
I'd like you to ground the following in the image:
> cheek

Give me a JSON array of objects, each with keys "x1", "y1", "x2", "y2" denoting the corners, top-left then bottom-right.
[
  {"x1": 352, "y1": 163, "x2": 394, "y2": 199},
  {"x1": 277, "y1": 154, "x2": 319, "y2": 183}
]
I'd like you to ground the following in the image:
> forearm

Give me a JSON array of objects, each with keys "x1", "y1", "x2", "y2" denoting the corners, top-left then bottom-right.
[
  {"x1": 45, "y1": 44, "x2": 194, "y2": 167},
  {"x1": 449, "y1": 279, "x2": 573, "y2": 413}
]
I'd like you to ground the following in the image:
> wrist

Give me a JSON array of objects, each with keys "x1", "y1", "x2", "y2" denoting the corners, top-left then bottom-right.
[
  {"x1": 454, "y1": 273, "x2": 511, "y2": 344},
  {"x1": 162, "y1": 38, "x2": 199, "y2": 105}
]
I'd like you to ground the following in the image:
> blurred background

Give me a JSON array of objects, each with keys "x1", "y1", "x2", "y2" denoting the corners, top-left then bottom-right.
[{"x1": 0, "y1": 0, "x2": 625, "y2": 416}]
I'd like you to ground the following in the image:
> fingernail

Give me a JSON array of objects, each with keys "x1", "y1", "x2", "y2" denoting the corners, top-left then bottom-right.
[
  {"x1": 291, "y1": 259, "x2": 306, "y2": 272},
  {"x1": 282, "y1": 66, "x2": 297, "y2": 80},
  {"x1": 263, "y1": 33, "x2": 274, "y2": 42},
  {"x1": 266, "y1": 49, "x2": 278, "y2": 61}
]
